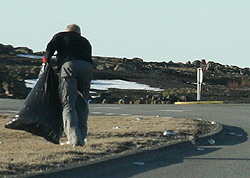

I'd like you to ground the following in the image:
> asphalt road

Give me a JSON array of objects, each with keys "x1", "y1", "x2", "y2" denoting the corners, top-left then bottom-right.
[{"x1": 1, "y1": 99, "x2": 250, "y2": 178}]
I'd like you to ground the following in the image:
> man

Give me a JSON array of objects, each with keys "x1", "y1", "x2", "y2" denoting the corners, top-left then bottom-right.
[{"x1": 43, "y1": 24, "x2": 93, "y2": 147}]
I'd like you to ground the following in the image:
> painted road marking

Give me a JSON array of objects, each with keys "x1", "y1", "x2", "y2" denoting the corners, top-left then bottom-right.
[
  {"x1": 158, "y1": 110, "x2": 188, "y2": 112},
  {"x1": 0, "y1": 110, "x2": 17, "y2": 113},
  {"x1": 175, "y1": 101, "x2": 223, "y2": 104},
  {"x1": 91, "y1": 112, "x2": 104, "y2": 114},
  {"x1": 119, "y1": 114, "x2": 132, "y2": 116},
  {"x1": 92, "y1": 107, "x2": 121, "y2": 109},
  {"x1": 105, "y1": 113, "x2": 116, "y2": 115}
]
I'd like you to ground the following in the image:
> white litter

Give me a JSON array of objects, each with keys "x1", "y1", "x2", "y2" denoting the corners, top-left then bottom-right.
[
  {"x1": 163, "y1": 130, "x2": 177, "y2": 136},
  {"x1": 133, "y1": 162, "x2": 145, "y2": 166},
  {"x1": 196, "y1": 148, "x2": 205, "y2": 151},
  {"x1": 228, "y1": 132, "x2": 243, "y2": 136},
  {"x1": 208, "y1": 139, "x2": 215, "y2": 145},
  {"x1": 137, "y1": 117, "x2": 143, "y2": 120}
]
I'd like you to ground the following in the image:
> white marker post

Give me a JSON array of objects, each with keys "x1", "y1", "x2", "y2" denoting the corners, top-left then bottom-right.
[
  {"x1": 197, "y1": 59, "x2": 207, "y2": 101},
  {"x1": 197, "y1": 68, "x2": 203, "y2": 101}
]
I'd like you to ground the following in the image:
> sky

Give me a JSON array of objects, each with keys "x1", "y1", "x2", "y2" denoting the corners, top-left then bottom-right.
[{"x1": 1, "y1": 0, "x2": 250, "y2": 68}]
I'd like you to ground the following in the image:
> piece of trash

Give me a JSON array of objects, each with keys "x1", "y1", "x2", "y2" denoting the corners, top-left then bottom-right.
[
  {"x1": 60, "y1": 141, "x2": 71, "y2": 145},
  {"x1": 156, "y1": 115, "x2": 160, "y2": 117},
  {"x1": 196, "y1": 147, "x2": 205, "y2": 151},
  {"x1": 208, "y1": 139, "x2": 215, "y2": 145},
  {"x1": 211, "y1": 121, "x2": 216, "y2": 124},
  {"x1": 228, "y1": 132, "x2": 237, "y2": 136},
  {"x1": 133, "y1": 162, "x2": 145, "y2": 166},
  {"x1": 84, "y1": 138, "x2": 89, "y2": 142},
  {"x1": 163, "y1": 130, "x2": 177, "y2": 136},
  {"x1": 228, "y1": 132, "x2": 242, "y2": 136},
  {"x1": 137, "y1": 117, "x2": 143, "y2": 120},
  {"x1": 7, "y1": 158, "x2": 14, "y2": 162},
  {"x1": 0, "y1": 141, "x2": 2, "y2": 144},
  {"x1": 113, "y1": 126, "x2": 121, "y2": 129}
]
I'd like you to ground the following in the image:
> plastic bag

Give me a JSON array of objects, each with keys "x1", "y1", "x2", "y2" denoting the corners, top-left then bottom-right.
[
  {"x1": 5, "y1": 63, "x2": 63, "y2": 144},
  {"x1": 38, "y1": 62, "x2": 46, "y2": 79}
]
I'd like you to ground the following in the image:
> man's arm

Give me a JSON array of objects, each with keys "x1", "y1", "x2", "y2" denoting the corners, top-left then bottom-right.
[{"x1": 44, "y1": 34, "x2": 59, "y2": 63}]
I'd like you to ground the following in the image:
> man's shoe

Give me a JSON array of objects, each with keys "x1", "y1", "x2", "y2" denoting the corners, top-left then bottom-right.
[
  {"x1": 72, "y1": 143, "x2": 84, "y2": 147},
  {"x1": 72, "y1": 141, "x2": 85, "y2": 147},
  {"x1": 60, "y1": 141, "x2": 70, "y2": 145}
]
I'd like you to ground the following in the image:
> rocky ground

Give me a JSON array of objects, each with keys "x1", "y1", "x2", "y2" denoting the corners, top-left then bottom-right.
[{"x1": 1, "y1": 43, "x2": 250, "y2": 104}]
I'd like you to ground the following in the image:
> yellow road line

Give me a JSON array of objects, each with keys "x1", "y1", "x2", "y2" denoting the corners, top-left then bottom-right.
[{"x1": 174, "y1": 101, "x2": 224, "y2": 105}]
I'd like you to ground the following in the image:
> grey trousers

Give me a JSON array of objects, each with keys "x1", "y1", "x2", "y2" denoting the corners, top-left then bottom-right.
[{"x1": 59, "y1": 60, "x2": 93, "y2": 145}]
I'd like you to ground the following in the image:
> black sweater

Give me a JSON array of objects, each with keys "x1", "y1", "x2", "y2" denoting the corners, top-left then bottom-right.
[{"x1": 45, "y1": 31, "x2": 92, "y2": 69}]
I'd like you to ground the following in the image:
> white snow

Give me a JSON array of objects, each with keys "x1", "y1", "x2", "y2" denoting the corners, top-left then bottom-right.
[
  {"x1": 21, "y1": 54, "x2": 164, "y2": 92},
  {"x1": 25, "y1": 79, "x2": 163, "y2": 92},
  {"x1": 91, "y1": 79, "x2": 163, "y2": 91},
  {"x1": 17, "y1": 54, "x2": 43, "y2": 59}
]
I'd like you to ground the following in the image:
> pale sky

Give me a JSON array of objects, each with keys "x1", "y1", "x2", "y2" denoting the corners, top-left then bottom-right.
[{"x1": 1, "y1": 0, "x2": 250, "y2": 68}]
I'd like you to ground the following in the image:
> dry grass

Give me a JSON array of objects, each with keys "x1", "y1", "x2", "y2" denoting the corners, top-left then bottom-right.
[{"x1": 0, "y1": 114, "x2": 216, "y2": 177}]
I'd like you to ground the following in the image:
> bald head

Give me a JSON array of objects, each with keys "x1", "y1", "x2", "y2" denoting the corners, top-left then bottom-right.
[{"x1": 66, "y1": 24, "x2": 81, "y2": 34}]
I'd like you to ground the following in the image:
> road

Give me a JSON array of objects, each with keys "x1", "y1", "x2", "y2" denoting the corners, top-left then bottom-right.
[{"x1": 1, "y1": 99, "x2": 250, "y2": 178}]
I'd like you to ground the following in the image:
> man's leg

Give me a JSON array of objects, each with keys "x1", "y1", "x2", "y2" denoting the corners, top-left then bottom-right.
[
  {"x1": 60, "y1": 60, "x2": 92, "y2": 146},
  {"x1": 75, "y1": 60, "x2": 93, "y2": 143},
  {"x1": 76, "y1": 95, "x2": 89, "y2": 142},
  {"x1": 59, "y1": 76, "x2": 84, "y2": 146}
]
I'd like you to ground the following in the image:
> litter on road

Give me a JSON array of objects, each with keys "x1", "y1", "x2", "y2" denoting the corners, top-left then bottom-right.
[{"x1": 133, "y1": 162, "x2": 145, "y2": 166}]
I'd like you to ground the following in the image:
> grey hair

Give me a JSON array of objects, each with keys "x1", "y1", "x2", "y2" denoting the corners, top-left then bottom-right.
[{"x1": 66, "y1": 24, "x2": 81, "y2": 34}]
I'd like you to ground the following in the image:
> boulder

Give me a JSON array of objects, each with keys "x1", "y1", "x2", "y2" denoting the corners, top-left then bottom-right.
[
  {"x1": 15, "y1": 47, "x2": 33, "y2": 54},
  {"x1": 114, "y1": 64, "x2": 127, "y2": 71},
  {"x1": 118, "y1": 96, "x2": 133, "y2": 104},
  {"x1": 0, "y1": 44, "x2": 14, "y2": 54},
  {"x1": 2, "y1": 77, "x2": 29, "y2": 98}
]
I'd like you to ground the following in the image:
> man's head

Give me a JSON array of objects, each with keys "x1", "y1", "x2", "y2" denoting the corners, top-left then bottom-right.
[{"x1": 66, "y1": 24, "x2": 81, "y2": 34}]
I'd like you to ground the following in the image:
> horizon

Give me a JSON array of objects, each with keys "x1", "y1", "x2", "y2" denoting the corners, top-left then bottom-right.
[
  {"x1": 1, "y1": 1, "x2": 250, "y2": 68},
  {"x1": 15, "y1": 53, "x2": 249, "y2": 69}
]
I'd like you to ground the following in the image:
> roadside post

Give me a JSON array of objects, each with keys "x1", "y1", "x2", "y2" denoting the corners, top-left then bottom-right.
[
  {"x1": 197, "y1": 59, "x2": 207, "y2": 101},
  {"x1": 197, "y1": 68, "x2": 203, "y2": 101}
]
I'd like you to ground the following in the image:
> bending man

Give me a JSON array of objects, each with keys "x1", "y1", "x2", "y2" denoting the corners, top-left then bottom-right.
[{"x1": 43, "y1": 24, "x2": 93, "y2": 147}]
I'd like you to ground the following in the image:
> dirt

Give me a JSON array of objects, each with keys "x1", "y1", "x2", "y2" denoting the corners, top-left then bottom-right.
[{"x1": 0, "y1": 114, "x2": 219, "y2": 177}]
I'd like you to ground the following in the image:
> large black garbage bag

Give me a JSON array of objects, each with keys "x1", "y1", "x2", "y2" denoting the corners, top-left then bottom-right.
[{"x1": 5, "y1": 63, "x2": 63, "y2": 144}]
